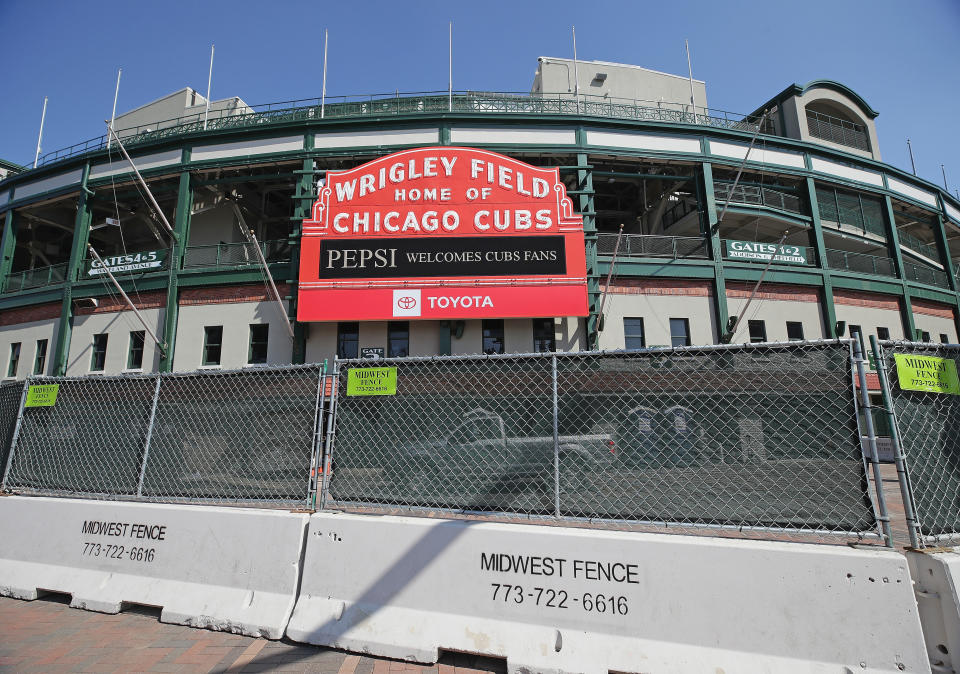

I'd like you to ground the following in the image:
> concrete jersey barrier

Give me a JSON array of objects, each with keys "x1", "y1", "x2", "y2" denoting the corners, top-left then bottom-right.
[
  {"x1": 287, "y1": 512, "x2": 928, "y2": 674},
  {"x1": 0, "y1": 496, "x2": 308, "y2": 639},
  {"x1": 907, "y1": 547, "x2": 960, "y2": 674}
]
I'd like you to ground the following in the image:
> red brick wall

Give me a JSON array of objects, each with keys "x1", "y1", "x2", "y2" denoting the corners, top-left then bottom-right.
[
  {"x1": 74, "y1": 291, "x2": 166, "y2": 316},
  {"x1": 833, "y1": 289, "x2": 902, "y2": 311},
  {"x1": 601, "y1": 279, "x2": 711, "y2": 297},
  {"x1": 179, "y1": 284, "x2": 291, "y2": 306},
  {"x1": 912, "y1": 299, "x2": 955, "y2": 320},
  {"x1": 0, "y1": 302, "x2": 62, "y2": 326},
  {"x1": 726, "y1": 282, "x2": 820, "y2": 303}
]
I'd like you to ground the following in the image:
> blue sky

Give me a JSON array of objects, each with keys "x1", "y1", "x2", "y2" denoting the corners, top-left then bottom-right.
[{"x1": 1, "y1": 0, "x2": 958, "y2": 195}]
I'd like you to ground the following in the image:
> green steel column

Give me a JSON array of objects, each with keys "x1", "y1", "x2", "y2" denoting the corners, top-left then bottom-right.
[
  {"x1": 935, "y1": 195, "x2": 960, "y2": 338},
  {"x1": 0, "y1": 210, "x2": 17, "y2": 293},
  {"x1": 575, "y1": 136, "x2": 599, "y2": 348},
  {"x1": 158, "y1": 166, "x2": 193, "y2": 372},
  {"x1": 289, "y1": 157, "x2": 315, "y2": 364},
  {"x1": 702, "y1": 162, "x2": 730, "y2": 343},
  {"x1": 805, "y1": 177, "x2": 838, "y2": 337},
  {"x1": 52, "y1": 163, "x2": 92, "y2": 376},
  {"x1": 883, "y1": 195, "x2": 917, "y2": 339}
]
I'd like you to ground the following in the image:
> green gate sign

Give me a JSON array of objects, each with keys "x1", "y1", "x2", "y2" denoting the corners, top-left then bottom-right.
[
  {"x1": 346, "y1": 367, "x2": 397, "y2": 396},
  {"x1": 895, "y1": 354, "x2": 960, "y2": 394},
  {"x1": 726, "y1": 240, "x2": 806, "y2": 265},
  {"x1": 87, "y1": 249, "x2": 167, "y2": 276},
  {"x1": 25, "y1": 384, "x2": 60, "y2": 407}
]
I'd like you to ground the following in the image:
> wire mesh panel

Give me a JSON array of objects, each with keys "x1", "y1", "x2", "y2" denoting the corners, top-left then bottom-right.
[
  {"x1": 878, "y1": 341, "x2": 960, "y2": 542},
  {"x1": 555, "y1": 344, "x2": 874, "y2": 532},
  {"x1": 327, "y1": 356, "x2": 557, "y2": 514},
  {"x1": 0, "y1": 381, "x2": 25, "y2": 479},
  {"x1": 5, "y1": 375, "x2": 158, "y2": 496},
  {"x1": 140, "y1": 365, "x2": 322, "y2": 504},
  {"x1": 325, "y1": 342, "x2": 877, "y2": 537}
]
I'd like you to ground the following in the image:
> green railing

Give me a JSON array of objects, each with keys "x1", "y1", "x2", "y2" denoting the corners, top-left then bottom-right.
[
  {"x1": 28, "y1": 91, "x2": 767, "y2": 169},
  {"x1": 714, "y1": 181, "x2": 803, "y2": 214},
  {"x1": 896, "y1": 229, "x2": 941, "y2": 263},
  {"x1": 182, "y1": 239, "x2": 289, "y2": 270},
  {"x1": 805, "y1": 109, "x2": 870, "y2": 152},
  {"x1": 825, "y1": 248, "x2": 896, "y2": 278},
  {"x1": 3, "y1": 263, "x2": 68, "y2": 293},
  {"x1": 597, "y1": 233, "x2": 708, "y2": 259},
  {"x1": 902, "y1": 260, "x2": 951, "y2": 289}
]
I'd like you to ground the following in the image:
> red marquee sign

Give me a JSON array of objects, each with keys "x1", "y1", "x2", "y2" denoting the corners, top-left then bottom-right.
[{"x1": 298, "y1": 147, "x2": 588, "y2": 321}]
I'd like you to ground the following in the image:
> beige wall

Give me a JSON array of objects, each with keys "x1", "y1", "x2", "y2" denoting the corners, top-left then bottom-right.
[
  {"x1": 598, "y1": 293, "x2": 717, "y2": 348},
  {"x1": 0, "y1": 319, "x2": 59, "y2": 380},
  {"x1": 173, "y1": 301, "x2": 292, "y2": 371},
  {"x1": 66, "y1": 309, "x2": 163, "y2": 376},
  {"x1": 725, "y1": 297, "x2": 826, "y2": 343},
  {"x1": 913, "y1": 312, "x2": 957, "y2": 343},
  {"x1": 833, "y1": 304, "x2": 905, "y2": 342}
]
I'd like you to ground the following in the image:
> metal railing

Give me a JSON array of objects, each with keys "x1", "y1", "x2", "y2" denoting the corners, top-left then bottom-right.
[
  {"x1": 596, "y1": 233, "x2": 708, "y2": 260},
  {"x1": 902, "y1": 260, "x2": 951, "y2": 288},
  {"x1": 3, "y1": 263, "x2": 68, "y2": 293},
  {"x1": 825, "y1": 248, "x2": 897, "y2": 278},
  {"x1": 896, "y1": 229, "x2": 941, "y2": 263},
  {"x1": 323, "y1": 341, "x2": 882, "y2": 542},
  {"x1": 26, "y1": 91, "x2": 769, "y2": 170},
  {"x1": 871, "y1": 340, "x2": 960, "y2": 546},
  {"x1": 714, "y1": 181, "x2": 804, "y2": 214},
  {"x1": 1, "y1": 364, "x2": 326, "y2": 506},
  {"x1": 182, "y1": 239, "x2": 289, "y2": 270},
  {"x1": 805, "y1": 109, "x2": 870, "y2": 152}
]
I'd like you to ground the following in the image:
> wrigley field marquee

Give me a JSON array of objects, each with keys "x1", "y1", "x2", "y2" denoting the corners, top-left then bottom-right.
[{"x1": 298, "y1": 147, "x2": 588, "y2": 322}]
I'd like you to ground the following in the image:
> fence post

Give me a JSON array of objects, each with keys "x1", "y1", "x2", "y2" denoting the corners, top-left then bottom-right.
[
  {"x1": 309, "y1": 362, "x2": 326, "y2": 509},
  {"x1": 870, "y1": 336, "x2": 922, "y2": 548},
  {"x1": 319, "y1": 359, "x2": 340, "y2": 511},
  {"x1": 1, "y1": 378, "x2": 32, "y2": 491},
  {"x1": 136, "y1": 375, "x2": 163, "y2": 497},
  {"x1": 551, "y1": 354, "x2": 560, "y2": 518},
  {"x1": 852, "y1": 338, "x2": 894, "y2": 547}
]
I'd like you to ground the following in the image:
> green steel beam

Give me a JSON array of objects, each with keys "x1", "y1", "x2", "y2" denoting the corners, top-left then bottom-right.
[
  {"x1": 289, "y1": 158, "x2": 314, "y2": 364},
  {"x1": 805, "y1": 177, "x2": 838, "y2": 338},
  {"x1": 52, "y1": 163, "x2": 92, "y2": 376},
  {"x1": 702, "y1": 163, "x2": 730, "y2": 343},
  {"x1": 932, "y1": 198, "x2": 960, "y2": 339},
  {"x1": 575, "y1": 137, "x2": 599, "y2": 348},
  {"x1": 0, "y1": 210, "x2": 17, "y2": 293},
  {"x1": 159, "y1": 167, "x2": 193, "y2": 372},
  {"x1": 882, "y1": 195, "x2": 917, "y2": 339}
]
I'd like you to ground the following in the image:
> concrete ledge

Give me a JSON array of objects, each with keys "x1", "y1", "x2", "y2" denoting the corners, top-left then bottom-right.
[
  {"x1": 907, "y1": 547, "x2": 960, "y2": 674},
  {"x1": 0, "y1": 496, "x2": 308, "y2": 639},
  {"x1": 288, "y1": 512, "x2": 928, "y2": 674}
]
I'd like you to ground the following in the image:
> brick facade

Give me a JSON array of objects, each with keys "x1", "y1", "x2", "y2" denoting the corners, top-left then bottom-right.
[
  {"x1": 0, "y1": 302, "x2": 62, "y2": 326},
  {"x1": 179, "y1": 284, "x2": 291, "y2": 307},
  {"x1": 833, "y1": 288, "x2": 902, "y2": 311},
  {"x1": 601, "y1": 279, "x2": 712, "y2": 296},
  {"x1": 726, "y1": 282, "x2": 820, "y2": 303},
  {"x1": 74, "y1": 291, "x2": 166, "y2": 316},
  {"x1": 911, "y1": 298, "x2": 955, "y2": 319}
]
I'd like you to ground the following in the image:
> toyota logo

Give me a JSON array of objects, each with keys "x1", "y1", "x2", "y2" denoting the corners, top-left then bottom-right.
[{"x1": 397, "y1": 296, "x2": 417, "y2": 310}]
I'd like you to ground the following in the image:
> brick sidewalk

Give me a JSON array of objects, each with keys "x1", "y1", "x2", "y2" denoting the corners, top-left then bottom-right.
[{"x1": 0, "y1": 596, "x2": 504, "y2": 674}]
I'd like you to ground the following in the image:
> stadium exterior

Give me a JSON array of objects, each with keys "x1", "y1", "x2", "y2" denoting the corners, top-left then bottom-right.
[{"x1": 2, "y1": 58, "x2": 960, "y2": 380}]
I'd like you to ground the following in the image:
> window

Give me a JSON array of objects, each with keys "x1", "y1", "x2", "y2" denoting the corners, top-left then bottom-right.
[
  {"x1": 533, "y1": 318, "x2": 556, "y2": 352},
  {"x1": 337, "y1": 322, "x2": 359, "y2": 359},
  {"x1": 848, "y1": 324, "x2": 865, "y2": 355},
  {"x1": 669, "y1": 318, "x2": 690, "y2": 347},
  {"x1": 623, "y1": 318, "x2": 645, "y2": 350},
  {"x1": 248, "y1": 324, "x2": 269, "y2": 364},
  {"x1": 921, "y1": 330, "x2": 931, "y2": 342},
  {"x1": 877, "y1": 327, "x2": 890, "y2": 341},
  {"x1": 202, "y1": 326, "x2": 223, "y2": 366},
  {"x1": 786, "y1": 322, "x2": 804, "y2": 341},
  {"x1": 388, "y1": 321, "x2": 409, "y2": 358},
  {"x1": 940, "y1": 334, "x2": 950, "y2": 344},
  {"x1": 33, "y1": 339, "x2": 47, "y2": 375},
  {"x1": 91, "y1": 334, "x2": 108, "y2": 371},
  {"x1": 127, "y1": 331, "x2": 145, "y2": 370},
  {"x1": 482, "y1": 320, "x2": 505, "y2": 354},
  {"x1": 7, "y1": 343, "x2": 21, "y2": 377},
  {"x1": 748, "y1": 320, "x2": 767, "y2": 343}
]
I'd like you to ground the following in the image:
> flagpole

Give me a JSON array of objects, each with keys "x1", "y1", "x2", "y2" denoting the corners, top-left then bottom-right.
[
  {"x1": 204, "y1": 44, "x2": 214, "y2": 130},
  {"x1": 321, "y1": 30, "x2": 328, "y2": 119},
  {"x1": 107, "y1": 69, "x2": 122, "y2": 150},
  {"x1": 33, "y1": 97, "x2": 48, "y2": 168}
]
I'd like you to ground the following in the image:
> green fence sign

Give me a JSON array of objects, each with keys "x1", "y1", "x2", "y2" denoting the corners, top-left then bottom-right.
[
  {"x1": 346, "y1": 367, "x2": 397, "y2": 396},
  {"x1": 895, "y1": 354, "x2": 960, "y2": 394},
  {"x1": 25, "y1": 384, "x2": 60, "y2": 407}
]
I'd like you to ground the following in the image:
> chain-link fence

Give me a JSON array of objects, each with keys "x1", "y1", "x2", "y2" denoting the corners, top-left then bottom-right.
[
  {"x1": 1, "y1": 364, "x2": 325, "y2": 506},
  {"x1": 324, "y1": 340, "x2": 881, "y2": 540},
  {"x1": 0, "y1": 381, "x2": 25, "y2": 482},
  {"x1": 873, "y1": 339, "x2": 960, "y2": 546}
]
